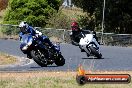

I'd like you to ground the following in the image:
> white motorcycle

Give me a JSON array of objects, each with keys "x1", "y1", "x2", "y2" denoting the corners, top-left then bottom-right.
[{"x1": 78, "y1": 30, "x2": 102, "y2": 58}]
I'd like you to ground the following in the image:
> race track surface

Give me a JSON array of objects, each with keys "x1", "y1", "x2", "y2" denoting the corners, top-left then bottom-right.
[{"x1": 0, "y1": 39, "x2": 132, "y2": 71}]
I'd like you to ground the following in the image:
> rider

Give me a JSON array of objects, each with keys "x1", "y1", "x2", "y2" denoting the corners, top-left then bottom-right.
[
  {"x1": 70, "y1": 21, "x2": 99, "y2": 44},
  {"x1": 19, "y1": 21, "x2": 59, "y2": 58},
  {"x1": 70, "y1": 21, "x2": 82, "y2": 44}
]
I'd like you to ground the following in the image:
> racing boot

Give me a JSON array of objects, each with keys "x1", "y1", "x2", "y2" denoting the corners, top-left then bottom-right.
[
  {"x1": 79, "y1": 45, "x2": 85, "y2": 52},
  {"x1": 27, "y1": 52, "x2": 32, "y2": 59},
  {"x1": 27, "y1": 54, "x2": 32, "y2": 59}
]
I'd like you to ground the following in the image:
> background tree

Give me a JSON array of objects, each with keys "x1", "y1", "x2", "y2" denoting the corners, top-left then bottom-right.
[
  {"x1": 104, "y1": 0, "x2": 132, "y2": 33},
  {"x1": 0, "y1": 0, "x2": 8, "y2": 11},
  {"x1": 3, "y1": 0, "x2": 61, "y2": 27},
  {"x1": 72, "y1": 0, "x2": 132, "y2": 33},
  {"x1": 72, "y1": 0, "x2": 100, "y2": 31}
]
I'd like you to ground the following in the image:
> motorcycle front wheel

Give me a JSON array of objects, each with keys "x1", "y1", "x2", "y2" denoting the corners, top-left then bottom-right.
[
  {"x1": 89, "y1": 46, "x2": 102, "y2": 59},
  {"x1": 55, "y1": 54, "x2": 65, "y2": 66},
  {"x1": 30, "y1": 50, "x2": 48, "y2": 67}
]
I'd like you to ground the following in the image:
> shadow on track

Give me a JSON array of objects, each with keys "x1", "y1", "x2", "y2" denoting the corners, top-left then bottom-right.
[
  {"x1": 82, "y1": 57, "x2": 104, "y2": 59},
  {"x1": 30, "y1": 65, "x2": 58, "y2": 68}
]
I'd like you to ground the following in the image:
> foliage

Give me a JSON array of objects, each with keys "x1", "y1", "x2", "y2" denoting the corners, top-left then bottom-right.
[
  {"x1": 77, "y1": 14, "x2": 96, "y2": 31},
  {"x1": 104, "y1": 0, "x2": 132, "y2": 33},
  {"x1": 3, "y1": 0, "x2": 61, "y2": 27},
  {"x1": 1, "y1": 25, "x2": 19, "y2": 35},
  {"x1": 46, "y1": 10, "x2": 71, "y2": 29},
  {"x1": 72, "y1": 0, "x2": 132, "y2": 33},
  {"x1": 1, "y1": 28, "x2": 12, "y2": 35}
]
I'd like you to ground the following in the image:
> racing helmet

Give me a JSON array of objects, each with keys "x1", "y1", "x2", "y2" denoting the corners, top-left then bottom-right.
[
  {"x1": 19, "y1": 21, "x2": 28, "y2": 33},
  {"x1": 71, "y1": 21, "x2": 79, "y2": 31}
]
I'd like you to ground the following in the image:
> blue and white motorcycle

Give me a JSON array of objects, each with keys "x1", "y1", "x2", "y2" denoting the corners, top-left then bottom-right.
[{"x1": 20, "y1": 34, "x2": 65, "y2": 67}]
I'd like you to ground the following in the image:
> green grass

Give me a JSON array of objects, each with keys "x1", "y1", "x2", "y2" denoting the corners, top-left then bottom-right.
[
  {"x1": 61, "y1": 7, "x2": 86, "y2": 20},
  {"x1": 0, "y1": 72, "x2": 132, "y2": 88}
]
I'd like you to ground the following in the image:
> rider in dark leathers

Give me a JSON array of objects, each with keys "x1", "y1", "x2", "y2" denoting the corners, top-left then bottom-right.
[{"x1": 70, "y1": 21, "x2": 99, "y2": 44}]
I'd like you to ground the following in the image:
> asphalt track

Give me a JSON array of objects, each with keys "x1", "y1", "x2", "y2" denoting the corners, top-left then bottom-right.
[{"x1": 0, "y1": 39, "x2": 132, "y2": 71}]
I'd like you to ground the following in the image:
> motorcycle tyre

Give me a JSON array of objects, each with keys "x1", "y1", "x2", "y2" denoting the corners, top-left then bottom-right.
[
  {"x1": 55, "y1": 54, "x2": 65, "y2": 66},
  {"x1": 89, "y1": 46, "x2": 102, "y2": 59},
  {"x1": 30, "y1": 50, "x2": 48, "y2": 67}
]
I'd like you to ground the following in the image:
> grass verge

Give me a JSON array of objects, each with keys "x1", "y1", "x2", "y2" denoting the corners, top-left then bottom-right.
[
  {"x1": 61, "y1": 7, "x2": 86, "y2": 19},
  {"x1": 0, "y1": 52, "x2": 18, "y2": 65},
  {"x1": 0, "y1": 71, "x2": 132, "y2": 88}
]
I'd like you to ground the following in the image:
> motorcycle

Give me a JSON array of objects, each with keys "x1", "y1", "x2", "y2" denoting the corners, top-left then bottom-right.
[
  {"x1": 70, "y1": 30, "x2": 102, "y2": 59},
  {"x1": 20, "y1": 34, "x2": 65, "y2": 67}
]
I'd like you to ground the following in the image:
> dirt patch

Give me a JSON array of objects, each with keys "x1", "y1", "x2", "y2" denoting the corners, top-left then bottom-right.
[
  {"x1": 0, "y1": 71, "x2": 76, "y2": 79},
  {"x1": 0, "y1": 52, "x2": 18, "y2": 65},
  {"x1": 49, "y1": 36, "x2": 62, "y2": 43}
]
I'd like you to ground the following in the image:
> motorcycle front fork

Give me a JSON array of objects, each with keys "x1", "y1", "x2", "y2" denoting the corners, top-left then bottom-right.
[{"x1": 80, "y1": 45, "x2": 91, "y2": 56}]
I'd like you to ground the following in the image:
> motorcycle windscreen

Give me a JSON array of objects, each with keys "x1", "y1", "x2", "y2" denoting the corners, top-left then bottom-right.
[
  {"x1": 79, "y1": 34, "x2": 93, "y2": 45},
  {"x1": 21, "y1": 34, "x2": 33, "y2": 44}
]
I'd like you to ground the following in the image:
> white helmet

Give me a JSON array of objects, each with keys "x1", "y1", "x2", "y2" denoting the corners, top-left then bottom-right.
[
  {"x1": 19, "y1": 21, "x2": 28, "y2": 33},
  {"x1": 19, "y1": 21, "x2": 28, "y2": 28}
]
